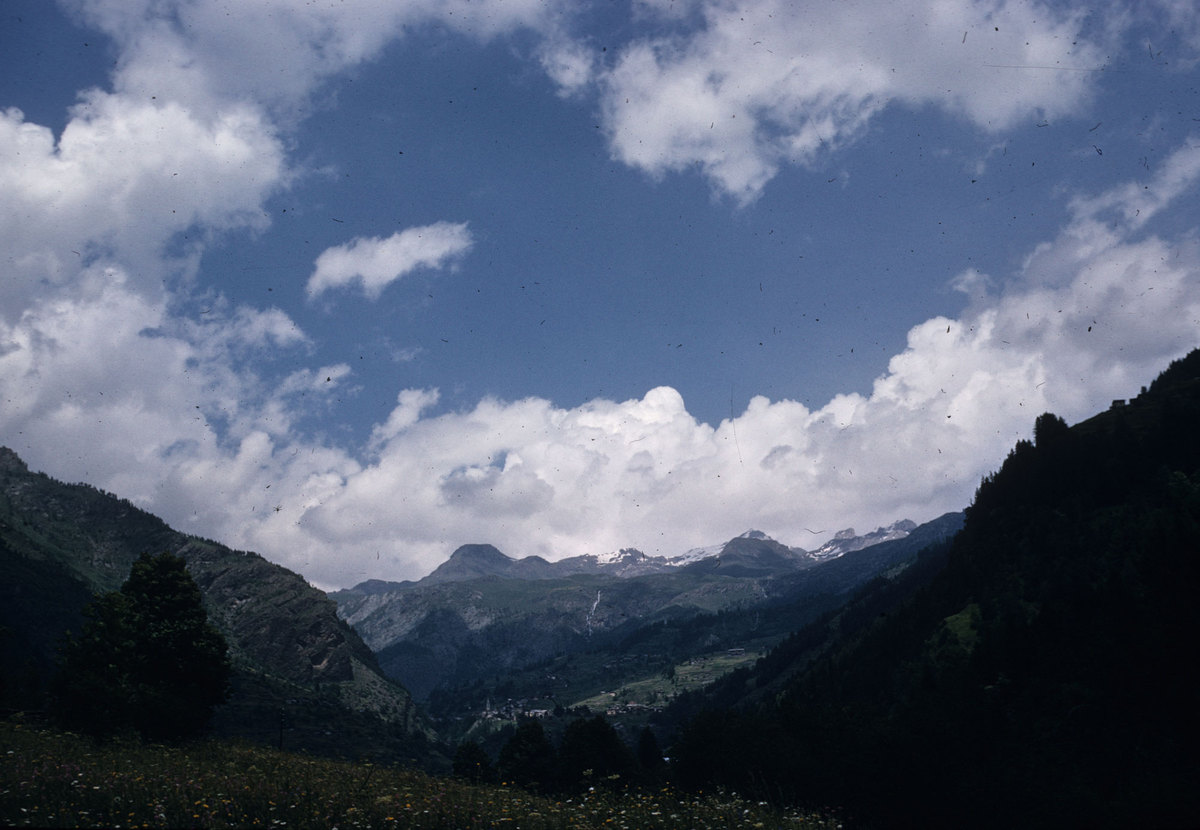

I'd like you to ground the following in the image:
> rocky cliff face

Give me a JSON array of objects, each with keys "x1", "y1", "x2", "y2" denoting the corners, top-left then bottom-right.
[{"x1": 180, "y1": 538, "x2": 365, "y2": 686}]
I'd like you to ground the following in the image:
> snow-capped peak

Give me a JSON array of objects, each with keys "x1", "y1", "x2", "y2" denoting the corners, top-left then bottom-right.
[
  {"x1": 594, "y1": 547, "x2": 648, "y2": 565},
  {"x1": 810, "y1": 520, "x2": 917, "y2": 562}
]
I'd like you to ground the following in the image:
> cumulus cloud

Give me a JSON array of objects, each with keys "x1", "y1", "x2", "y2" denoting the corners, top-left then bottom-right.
[
  {"x1": 0, "y1": 265, "x2": 329, "y2": 505},
  {"x1": 50, "y1": 153, "x2": 1173, "y2": 590},
  {"x1": 6, "y1": 240, "x2": 1189, "y2": 589},
  {"x1": 63, "y1": 0, "x2": 568, "y2": 119},
  {"x1": 306, "y1": 223, "x2": 475, "y2": 300},
  {"x1": 589, "y1": 0, "x2": 1107, "y2": 201},
  {"x1": 0, "y1": 95, "x2": 286, "y2": 317},
  {"x1": 235, "y1": 144, "x2": 1191, "y2": 585},
  {"x1": 272, "y1": 162, "x2": 1198, "y2": 585}
]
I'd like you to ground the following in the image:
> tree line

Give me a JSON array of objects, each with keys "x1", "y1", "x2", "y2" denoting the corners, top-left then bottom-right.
[{"x1": 454, "y1": 716, "x2": 665, "y2": 793}]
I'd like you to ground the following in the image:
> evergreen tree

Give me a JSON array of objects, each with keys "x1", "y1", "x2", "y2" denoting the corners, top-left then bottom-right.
[
  {"x1": 1032, "y1": 411, "x2": 1070, "y2": 448},
  {"x1": 52, "y1": 552, "x2": 230, "y2": 741}
]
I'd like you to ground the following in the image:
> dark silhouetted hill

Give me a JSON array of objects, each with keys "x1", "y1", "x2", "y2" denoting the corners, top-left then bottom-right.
[
  {"x1": 0, "y1": 449, "x2": 433, "y2": 765},
  {"x1": 669, "y1": 349, "x2": 1200, "y2": 829}
]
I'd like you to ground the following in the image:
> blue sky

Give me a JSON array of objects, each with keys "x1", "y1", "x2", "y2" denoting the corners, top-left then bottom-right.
[{"x1": 2, "y1": 0, "x2": 1198, "y2": 588}]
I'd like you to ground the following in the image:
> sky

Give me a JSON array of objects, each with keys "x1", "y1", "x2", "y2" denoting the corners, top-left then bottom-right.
[{"x1": 1, "y1": 0, "x2": 1198, "y2": 590}]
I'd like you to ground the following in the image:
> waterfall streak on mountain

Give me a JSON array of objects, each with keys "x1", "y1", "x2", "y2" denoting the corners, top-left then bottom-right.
[{"x1": 586, "y1": 590, "x2": 602, "y2": 636}]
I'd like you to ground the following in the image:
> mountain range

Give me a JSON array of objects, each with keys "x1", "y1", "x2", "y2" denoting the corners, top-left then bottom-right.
[
  {"x1": 353, "y1": 520, "x2": 918, "y2": 591},
  {"x1": 331, "y1": 517, "x2": 960, "y2": 709}
]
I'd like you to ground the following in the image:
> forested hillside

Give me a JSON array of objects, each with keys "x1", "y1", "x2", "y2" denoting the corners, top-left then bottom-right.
[{"x1": 670, "y1": 350, "x2": 1200, "y2": 829}]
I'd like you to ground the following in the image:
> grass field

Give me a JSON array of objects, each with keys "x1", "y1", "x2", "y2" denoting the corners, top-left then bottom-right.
[{"x1": 0, "y1": 719, "x2": 840, "y2": 829}]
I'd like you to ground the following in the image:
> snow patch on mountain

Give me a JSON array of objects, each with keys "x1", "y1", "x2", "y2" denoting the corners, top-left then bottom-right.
[
  {"x1": 809, "y1": 520, "x2": 917, "y2": 562},
  {"x1": 669, "y1": 541, "x2": 727, "y2": 567},
  {"x1": 363, "y1": 522, "x2": 919, "y2": 588}
]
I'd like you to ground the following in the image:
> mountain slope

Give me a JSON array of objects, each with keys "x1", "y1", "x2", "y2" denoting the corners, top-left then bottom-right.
[
  {"x1": 670, "y1": 350, "x2": 1200, "y2": 829},
  {"x1": 0, "y1": 448, "x2": 431, "y2": 763},
  {"x1": 337, "y1": 568, "x2": 769, "y2": 700}
]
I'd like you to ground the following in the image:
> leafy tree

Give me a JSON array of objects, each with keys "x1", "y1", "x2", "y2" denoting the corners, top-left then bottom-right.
[
  {"x1": 52, "y1": 552, "x2": 230, "y2": 741},
  {"x1": 558, "y1": 716, "x2": 635, "y2": 789},
  {"x1": 452, "y1": 740, "x2": 497, "y2": 783},
  {"x1": 50, "y1": 591, "x2": 137, "y2": 737},
  {"x1": 636, "y1": 725, "x2": 665, "y2": 775},
  {"x1": 497, "y1": 719, "x2": 557, "y2": 790}
]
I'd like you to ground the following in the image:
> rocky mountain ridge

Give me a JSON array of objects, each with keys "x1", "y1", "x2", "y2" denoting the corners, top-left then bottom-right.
[
  {"x1": 358, "y1": 521, "x2": 918, "y2": 592},
  {"x1": 809, "y1": 519, "x2": 917, "y2": 561},
  {"x1": 331, "y1": 517, "x2": 957, "y2": 709}
]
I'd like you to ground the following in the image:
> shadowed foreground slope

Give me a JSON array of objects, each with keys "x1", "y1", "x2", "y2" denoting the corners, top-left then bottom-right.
[{"x1": 671, "y1": 350, "x2": 1200, "y2": 829}]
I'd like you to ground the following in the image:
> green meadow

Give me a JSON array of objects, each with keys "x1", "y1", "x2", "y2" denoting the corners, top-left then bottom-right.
[
  {"x1": 0, "y1": 720, "x2": 840, "y2": 829},
  {"x1": 570, "y1": 650, "x2": 762, "y2": 712}
]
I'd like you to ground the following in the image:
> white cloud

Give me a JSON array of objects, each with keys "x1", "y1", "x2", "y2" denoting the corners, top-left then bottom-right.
[
  {"x1": 592, "y1": 0, "x2": 1108, "y2": 201},
  {"x1": 235, "y1": 146, "x2": 1200, "y2": 585},
  {"x1": 0, "y1": 266, "x2": 330, "y2": 500},
  {"x1": 63, "y1": 0, "x2": 569, "y2": 120},
  {"x1": 306, "y1": 223, "x2": 475, "y2": 300},
  {"x1": 3, "y1": 123, "x2": 1198, "y2": 588},
  {"x1": 2, "y1": 0, "x2": 1197, "y2": 592},
  {"x1": 1067, "y1": 141, "x2": 1200, "y2": 232},
  {"x1": 280, "y1": 184, "x2": 1197, "y2": 585},
  {"x1": 0, "y1": 96, "x2": 287, "y2": 318},
  {"x1": 539, "y1": 38, "x2": 598, "y2": 97}
]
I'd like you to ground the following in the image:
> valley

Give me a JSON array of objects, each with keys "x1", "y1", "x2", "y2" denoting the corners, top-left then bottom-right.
[
  {"x1": 332, "y1": 515, "x2": 964, "y2": 743},
  {"x1": 2, "y1": 348, "x2": 1197, "y2": 826}
]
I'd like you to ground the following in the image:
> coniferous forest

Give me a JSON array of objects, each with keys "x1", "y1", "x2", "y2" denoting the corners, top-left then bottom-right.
[{"x1": 668, "y1": 350, "x2": 1200, "y2": 828}]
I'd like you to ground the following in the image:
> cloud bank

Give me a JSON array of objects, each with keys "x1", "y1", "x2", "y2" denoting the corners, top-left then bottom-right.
[
  {"x1": 6, "y1": 144, "x2": 1195, "y2": 587},
  {"x1": 278, "y1": 151, "x2": 1200, "y2": 584}
]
